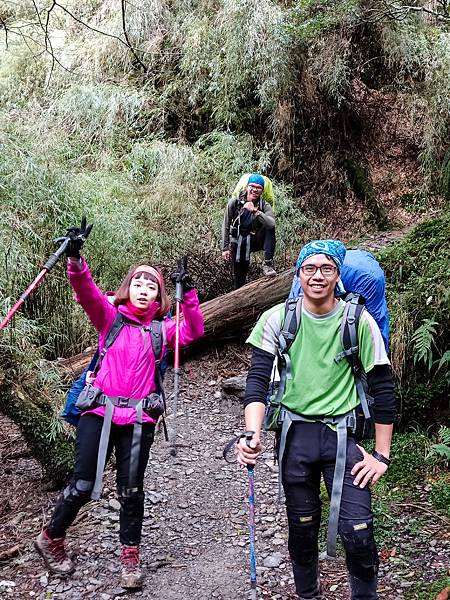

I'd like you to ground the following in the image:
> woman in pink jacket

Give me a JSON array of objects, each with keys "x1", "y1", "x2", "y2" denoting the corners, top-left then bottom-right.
[{"x1": 35, "y1": 221, "x2": 204, "y2": 589}]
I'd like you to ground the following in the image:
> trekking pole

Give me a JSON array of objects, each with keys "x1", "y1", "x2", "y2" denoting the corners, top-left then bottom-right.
[
  {"x1": 245, "y1": 431, "x2": 257, "y2": 600},
  {"x1": 169, "y1": 257, "x2": 186, "y2": 457},
  {"x1": 222, "y1": 430, "x2": 258, "y2": 598},
  {"x1": 0, "y1": 237, "x2": 70, "y2": 332}
]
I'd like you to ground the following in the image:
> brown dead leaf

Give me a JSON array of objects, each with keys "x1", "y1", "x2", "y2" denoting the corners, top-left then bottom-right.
[
  {"x1": 435, "y1": 586, "x2": 450, "y2": 600},
  {"x1": 379, "y1": 547, "x2": 397, "y2": 561}
]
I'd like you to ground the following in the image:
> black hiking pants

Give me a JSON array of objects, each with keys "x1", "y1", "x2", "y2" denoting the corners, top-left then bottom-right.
[
  {"x1": 282, "y1": 422, "x2": 379, "y2": 600},
  {"x1": 231, "y1": 227, "x2": 276, "y2": 289},
  {"x1": 47, "y1": 413, "x2": 155, "y2": 546}
]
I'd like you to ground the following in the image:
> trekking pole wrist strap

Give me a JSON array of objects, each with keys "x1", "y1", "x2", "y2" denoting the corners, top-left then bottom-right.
[{"x1": 372, "y1": 450, "x2": 391, "y2": 466}]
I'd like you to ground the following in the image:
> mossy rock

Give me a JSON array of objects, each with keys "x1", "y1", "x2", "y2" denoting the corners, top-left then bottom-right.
[
  {"x1": 0, "y1": 382, "x2": 74, "y2": 485},
  {"x1": 344, "y1": 158, "x2": 389, "y2": 229}
]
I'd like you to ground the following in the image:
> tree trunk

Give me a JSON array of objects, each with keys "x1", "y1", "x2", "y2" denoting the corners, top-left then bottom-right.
[
  {"x1": 58, "y1": 268, "x2": 295, "y2": 378},
  {"x1": 200, "y1": 267, "x2": 294, "y2": 340},
  {"x1": 0, "y1": 379, "x2": 75, "y2": 485}
]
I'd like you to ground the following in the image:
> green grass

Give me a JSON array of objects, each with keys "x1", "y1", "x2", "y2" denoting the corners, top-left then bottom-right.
[{"x1": 409, "y1": 572, "x2": 450, "y2": 600}]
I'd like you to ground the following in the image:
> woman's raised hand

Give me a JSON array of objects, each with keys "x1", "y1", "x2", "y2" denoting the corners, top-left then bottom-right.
[
  {"x1": 170, "y1": 256, "x2": 194, "y2": 292},
  {"x1": 57, "y1": 216, "x2": 93, "y2": 258}
]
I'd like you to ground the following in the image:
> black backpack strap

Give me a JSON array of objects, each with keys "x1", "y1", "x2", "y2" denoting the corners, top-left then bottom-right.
[
  {"x1": 335, "y1": 294, "x2": 371, "y2": 419},
  {"x1": 274, "y1": 298, "x2": 302, "y2": 404},
  {"x1": 150, "y1": 319, "x2": 169, "y2": 441},
  {"x1": 150, "y1": 319, "x2": 163, "y2": 361}
]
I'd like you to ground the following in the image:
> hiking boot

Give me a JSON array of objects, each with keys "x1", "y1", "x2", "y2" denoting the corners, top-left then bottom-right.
[
  {"x1": 262, "y1": 260, "x2": 276, "y2": 277},
  {"x1": 34, "y1": 528, "x2": 74, "y2": 575},
  {"x1": 120, "y1": 545, "x2": 144, "y2": 589}
]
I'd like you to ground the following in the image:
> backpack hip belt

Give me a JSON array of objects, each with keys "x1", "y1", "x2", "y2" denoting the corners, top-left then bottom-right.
[
  {"x1": 93, "y1": 390, "x2": 164, "y2": 412},
  {"x1": 89, "y1": 391, "x2": 163, "y2": 501},
  {"x1": 234, "y1": 233, "x2": 251, "y2": 262},
  {"x1": 277, "y1": 407, "x2": 358, "y2": 559}
]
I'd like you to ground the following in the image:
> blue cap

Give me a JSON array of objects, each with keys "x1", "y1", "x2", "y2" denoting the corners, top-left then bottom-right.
[
  {"x1": 248, "y1": 174, "x2": 265, "y2": 188},
  {"x1": 296, "y1": 240, "x2": 347, "y2": 273}
]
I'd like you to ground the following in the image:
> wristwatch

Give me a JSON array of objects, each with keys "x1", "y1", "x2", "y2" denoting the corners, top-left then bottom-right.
[{"x1": 372, "y1": 451, "x2": 391, "y2": 466}]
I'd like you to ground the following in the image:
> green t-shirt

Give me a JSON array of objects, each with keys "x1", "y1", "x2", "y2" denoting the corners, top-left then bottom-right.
[{"x1": 247, "y1": 300, "x2": 389, "y2": 417}]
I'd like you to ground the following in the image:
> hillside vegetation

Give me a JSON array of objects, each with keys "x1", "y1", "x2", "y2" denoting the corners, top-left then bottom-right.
[{"x1": 0, "y1": 0, "x2": 448, "y2": 480}]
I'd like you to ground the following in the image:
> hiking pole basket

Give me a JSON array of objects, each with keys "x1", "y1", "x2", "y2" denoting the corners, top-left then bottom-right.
[{"x1": 0, "y1": 237, "x2": 70, "y2": 332}]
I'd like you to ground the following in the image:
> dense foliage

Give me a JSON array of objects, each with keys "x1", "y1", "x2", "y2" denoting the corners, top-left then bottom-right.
[
  {"x1": 0, "y1": 0, "x2": 448, "y2": 479},
  {"x1": 381, "y1": 210, "x2": 450, "y2": 425}
]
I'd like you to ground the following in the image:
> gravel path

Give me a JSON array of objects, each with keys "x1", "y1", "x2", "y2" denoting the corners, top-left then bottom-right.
[{"x1": 1, "y1": 347, "x2": 449, "y2": 599}]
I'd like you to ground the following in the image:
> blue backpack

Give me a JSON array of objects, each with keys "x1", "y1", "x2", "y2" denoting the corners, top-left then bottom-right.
[
  {"x1": 289, "y1": 249, "x2": 389, "y2": 351},
  {"x1": 61, "y1": 315, "x2": 167, "y2": 426},
  {"x1": 61, "y1": 350, "x2": 100, "y2": 426}
]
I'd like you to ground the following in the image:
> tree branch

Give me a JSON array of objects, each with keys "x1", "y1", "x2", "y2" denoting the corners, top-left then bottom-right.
[
  {"x1": 121, "y1": 0, "x2": 148, "y2": 72},
  {"x1": 0, "y1": 1, "x2": 152, "y2": 82},
  {"x1": 366, "y1": 0, "x2": 450, "y2": 23}
]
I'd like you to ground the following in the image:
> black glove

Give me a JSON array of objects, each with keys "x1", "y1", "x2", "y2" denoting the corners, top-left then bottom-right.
[
  {"x1": 57, "y1": 216, "x2": 93, "y2": 258},
  {"x1": 170, "y1": 256, "x2": 194, "y2": 292}
]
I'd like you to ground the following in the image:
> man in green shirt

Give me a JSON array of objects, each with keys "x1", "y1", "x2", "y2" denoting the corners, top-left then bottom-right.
[{"x1": 237, "y1": 239, "x2": 396, "y2": 600}]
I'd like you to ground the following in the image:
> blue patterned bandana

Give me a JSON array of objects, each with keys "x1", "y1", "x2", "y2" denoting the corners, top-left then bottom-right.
[{"x1": 296, "y1": 240, "x2": 347, "y2": 273}]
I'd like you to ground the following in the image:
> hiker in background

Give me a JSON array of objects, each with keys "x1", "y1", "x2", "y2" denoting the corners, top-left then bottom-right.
[
  {"x1": 35, "y1": 220, "x2": 204, "y2": 590},
  {"x1": 222, "y1": 173, "x2": 276, "y2": 289},
  {"x1": 237, "y1": 239, "x2": 396, "y2": 600},
  {"x1": 231, "y1": 173, "x2": 275, "y2": 209}
]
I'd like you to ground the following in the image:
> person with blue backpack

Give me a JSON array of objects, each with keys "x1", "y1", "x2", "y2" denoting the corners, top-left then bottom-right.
[
  {"x1": 236, "y1": 239, "x2": 396, "y2": 600},
  {"x1": 35, "y1": 220, "x2": 204, "y2": 589}
]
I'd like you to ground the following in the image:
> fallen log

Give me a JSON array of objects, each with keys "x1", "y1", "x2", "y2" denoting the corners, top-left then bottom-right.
[
  {"x1": 58, "y1": 267, "x2": 295, "y2": 378},
  {"x1": 200, "y1": 267, "x2": 294, "y2": 340}
]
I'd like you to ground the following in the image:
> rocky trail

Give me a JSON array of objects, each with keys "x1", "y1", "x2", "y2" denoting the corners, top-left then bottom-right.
[{"x1": 1, "y1": 344, "x2": 449, "y2": 600}]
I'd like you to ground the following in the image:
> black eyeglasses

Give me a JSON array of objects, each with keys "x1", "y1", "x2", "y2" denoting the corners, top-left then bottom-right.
[{"x1": 299, "y1": 265, "x2": 338, "y2": 277}]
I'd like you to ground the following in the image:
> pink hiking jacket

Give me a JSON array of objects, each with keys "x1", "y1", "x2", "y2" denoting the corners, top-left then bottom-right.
[{"x1": 68, "y1": 258, "x2": 204, "y2": 425}]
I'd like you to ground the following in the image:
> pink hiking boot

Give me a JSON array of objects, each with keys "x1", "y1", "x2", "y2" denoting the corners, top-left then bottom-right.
[
  {"x1": 34, "y1": 528, "x2": 74, "y2": 575},
  {"x1": 120, "y1": 545, "x2": 144, "y2": 589}
]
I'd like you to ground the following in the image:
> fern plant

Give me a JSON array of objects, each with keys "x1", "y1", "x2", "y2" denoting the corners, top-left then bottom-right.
[
  {"x1": 411, "y1": 319, "x2": 438, "y2": 371},
  {"x1": 427, "y1": 426, "x2": 450, "y2": 464},
  {"x1": 435, "y1": 349, "x2": 450, "y2": 385}
]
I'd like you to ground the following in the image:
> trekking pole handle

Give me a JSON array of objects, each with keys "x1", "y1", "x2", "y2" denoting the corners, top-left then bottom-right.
[
  {"x1": 175, "y1": 281, "x2": 183, "y2": 303},
  {"x1": 222, "y1": 430, "x2": 256, "y2": 463},
  {"x1": 175, "y1": 256, "x2": 187, "y2": 303},
  {"x1": 245, "y1": 431, "x2": 255, "y2": 448},
  {"x1": 43, "y1": 237, "x2": 70, "y2": 272}
]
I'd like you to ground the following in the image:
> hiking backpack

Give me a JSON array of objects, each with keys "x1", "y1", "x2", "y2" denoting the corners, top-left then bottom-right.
[
  {"x1": 61, "y1": 313, "x2": 167, "y2": 426},
  {"x1": 289, "y1": 249, "x2": 389, "y2": 350},
  {"x1": 264, "y1": 293, "x2": 374, "y2": 439}
]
